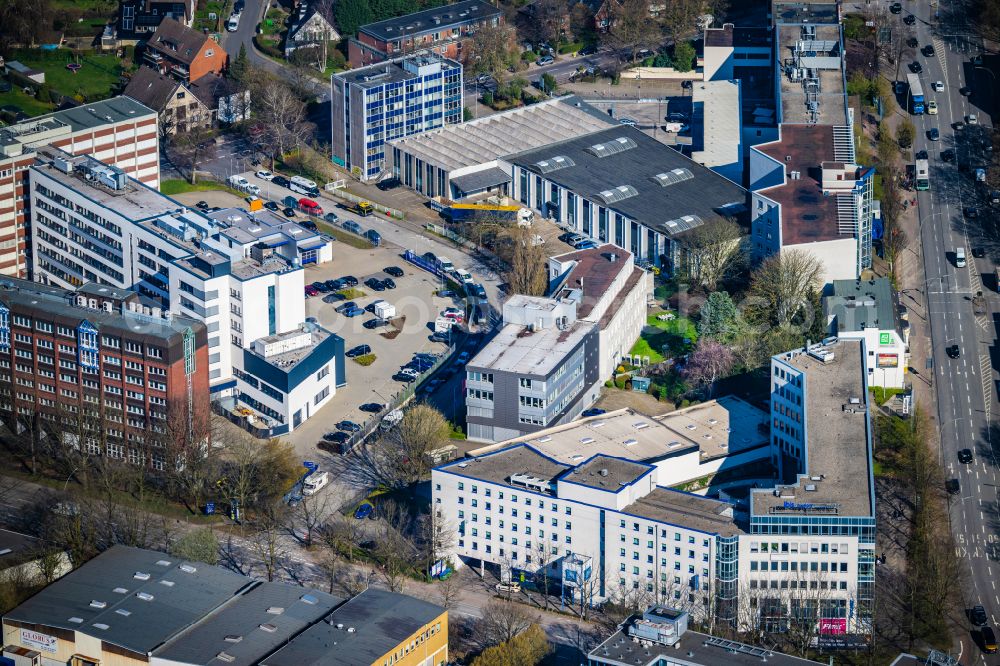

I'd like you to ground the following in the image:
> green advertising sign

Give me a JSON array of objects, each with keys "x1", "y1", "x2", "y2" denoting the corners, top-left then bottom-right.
[{"x1": 879, "y1": 332, "x2": 891, "y2": 346}]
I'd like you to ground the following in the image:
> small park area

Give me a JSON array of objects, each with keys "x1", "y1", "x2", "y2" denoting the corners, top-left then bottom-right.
[{"x1": 629, "y1": 311, "x2": 697, "y2": 363}]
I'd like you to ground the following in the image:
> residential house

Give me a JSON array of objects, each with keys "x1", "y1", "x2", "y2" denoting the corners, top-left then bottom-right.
[
  {"x1": 142, "y1": 17, "x2": 228, "y2": 84},
  {"x1": 123, "y1": 66, "x2": 212, "y2": 135},
  {"x1": 189, "y1": 72, "x2": 250, "y2": 124},
  {"x1": 348, "y1": 0, "x2": 502, "y2": 66},
  {"x1": 285, "y1": 5, "x2": 340, "y2": 58},
  {"x1": 116, "y1": 0, "x2": 196, "y2": 43}
]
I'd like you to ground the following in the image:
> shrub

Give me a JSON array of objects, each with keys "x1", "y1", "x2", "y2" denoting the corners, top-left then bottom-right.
[
  {"x1": 482, "y1": 91, "x2": 494, "y2": 106},
  {"x1": 353, "y1": 353, "x2": 376, "y2": 366},
  {"x1": 604, "y1": 380, "x2": 613, "y2": 388}
]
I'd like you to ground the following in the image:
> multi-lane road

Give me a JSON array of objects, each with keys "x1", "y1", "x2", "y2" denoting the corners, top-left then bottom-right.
[{"x1": 904, "y1": 0, "x2": 1000, "y2": 661}]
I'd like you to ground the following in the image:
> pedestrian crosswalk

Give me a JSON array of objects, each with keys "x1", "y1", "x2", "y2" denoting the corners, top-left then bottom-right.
[{"x1": 981, "y1": 353, "x2": 993, "y2": 422}]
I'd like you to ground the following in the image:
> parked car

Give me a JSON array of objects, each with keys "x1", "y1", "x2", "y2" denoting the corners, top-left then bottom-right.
[
  {"x1": 336, "y1": 301, "x2": 358, "y2": 313},
  {"x1": 299, "y1": 219, "x2": 317, "y2": 231},
  {"x1": 536, "y1": 55, "x2": 554, "y2": 66},
  {"x1": 923, "y1": 45, "x2": 936, "y2": 57},
  {"x1": 343, "y1": 220, "x2": 362, "y2": 234},
  {"x1": 195, "y1": 200, "x2": 209, "y2": 209},
  {"x1": 354, "y1": 503, "x2": 374, "y2": 519},
  {"x1": 959, "y1": 448, "x2": 974, "y2": 463},
  {"x1": 469, "y1": 283, "x2": 487, "y2": 299},
  {"x1": 364, "y1": 318, "x2": 388, "y2": 329},
  {"x1": 359, "y1": 402, "x2": 384, "y2": 412},
  {"x1": 927, "y1": 128, "x2": 940, "y2": 141},
  {"x1": 324, "y1": 212, "x2": 339, "y2": 224},
  {"x1": 364, "y1": 229, "x2": 381, "y2": 246},
  {"x1": 323, "y1": 431, "x2": 349, "y2": 443},
  {"x1": 343, "y1": 305, "x2": 365, "y2": 317},
  {"x1": 932, "y1": 80, "x2": 944, "y2": 92},
  {"x1": 457, "y1": 351, "x2": 470, "y2": 364},
  {"x1": 889, "y1": 2, "x2": 901, "y2": 13},
  {"x1": 304, "y1": 285, "x2": 319, "y2": 297},
  {"x1": 264, "y1": 201, "x2": 279, "y2": 211},
  {"x1": 578, "y1": 44, "x2": 597, "y2": 56},
  {"x1": 442, "y1": 307, "x2": 464, "y2": 321},
  {"x1": 395, "y1": 371, "x2": 418, "y2": 383},
  {"x1": 927, "y1": 100, "x2": 938, "y2": 114},
  {"x1": 376, "y1": 177, "x2": 401, "y2": 191},
  {"x1": 582, "y1": 408, "x2": 607, "y2": 417},
  {"x1": 272, "y1": 175, "x2": 290, "y2": 188},
  {"x1": 382, "y1": 277, "x2": 396, "y2": 289},
  {"x1": 903, "y1": 13, "x2": 915, "y2": 24},
  {"x1": 337, "y1": 420, "x2": 362, "y2": 432},
  {"x1": 618, "y1": 117, "x2": 638, "y2": 127},
  {"x1": 365, "y1": 278, "x2": 386, "y2": 292},
  {"x1": 298, "y1": 198, "x2": 323, "y2": 216},
  {"x1": 972, "y1": 606, "x2": 989, "y2": 626},
  {"x1": 311, "y1": 281, "x2": 330, "y2": 293},
  {"x1": 255, "y1": 169, "x2": 274, "y2": 180},
  {"x1": 282, "y1": 207, "x2": 297, "y2": 217},
  {"x1": 384, "y1": 265, "x2": 404, "y2": 277},
  {"x1": 346, "y1": 344, "x2": 371, "y2": 357},
  {"x1": 324, "y1": 279, "x2": 341, "y2": 291},
  {"x1": 910, "y1": 61, "x2": 922, "y2": 73},
  {"x1": 946, "y1": 478, "x2": 961, "y2": 494},
  {"x1": 339, "y1": 275, "x2": 359, "y2": 287}
]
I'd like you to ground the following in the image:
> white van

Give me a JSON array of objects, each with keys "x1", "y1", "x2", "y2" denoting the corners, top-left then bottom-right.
[
  {"x1": 226, "y1": 13, "x2": 240, "y2": 31},
  {"x1": 228, "y1": 174, "x2": 249, "y2": 189},
  {"x1": 956, "y1": 247, "x2": 967, "y2": 267},
  {"x1": 302, "y1": 471, "x2": 329, "y2": 496},
  {"x1": 437, "y1": 256, "x2": 454, "y2": 273}
]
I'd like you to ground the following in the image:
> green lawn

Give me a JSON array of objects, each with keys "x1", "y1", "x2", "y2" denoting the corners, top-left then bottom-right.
[
  {"x1": 0, "y1": 88, "x2": 56, "y2": 118},
  {"x1": 12, "y1": 50, "x2": 122, "y2": 101},
  {"x1": 193, "y1": 1, "x2": 227, "y2": 31},
  {"x1": 159, "y1": 179, "x2": 244, "y2": 196},
  {"x1": 629, "y1": 312, "x2": 698, "y2": 363}
]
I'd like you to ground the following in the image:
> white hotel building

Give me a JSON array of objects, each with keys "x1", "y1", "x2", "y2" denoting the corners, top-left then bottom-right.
[
  {"x1": 433, "y1": 339, "x2": 875, "y2": 634},
  {"x1": 28, "y1": 147, "x2": 343, "y2": 435}
]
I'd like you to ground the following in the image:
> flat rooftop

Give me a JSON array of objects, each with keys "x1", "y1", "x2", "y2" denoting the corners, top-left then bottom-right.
[
  {"x1": 32, "y1": 148, "x2": 188, "y2": 222},
  {"x1": 4, "y1": 545, "x2": 249, "y2": 655},
  {"x1": 0, "y1": 277, "x2": 202, "y2": 340},
  {"x1": 210, "y1": 208, "x2": 323, "y2": 247},
  {"x1": 623, "y1": 488, "x2": 744, "y2": 536},
  {"x1": 250, "y1": 326, "x2": 334, "y2": 373},
  {"x1": 825, "y1": 277, "x2": 900, "y2": 334},
  {"x1": 336, "y1": 54, "x2": 460, "y2": 90},
  {"x1": 260, "y1": 589, "x2": 445, "y2": 666},
  {"x1": 388, "y1": 97, "x2": 613, "y2": 174},
  {"x1": 777, "y1": 22, "x2": 847, "y2": 125},
  {"x1": 507, "y1": 126, "x2": 748, "y2": 239},
  {"x1": 691, "y1": 80, "x2": 742, "y2": 170},
  {"x1": 469, "y1": 318, "x2": 594, "y2": 377},
  {"x1": 153, "y1": 583, "x2": 341, "y2": 666},
  {"x1": 704, "y1": 24, "x2": 774, "y2": 48},
  {"x1": 550, "y1": 245, "x2": 633, "y2": 320},
  {"x1": 358, "y1": 0, "x2": 501, "y2": 42},
  {"x1": 753, "y1": 339, "x2": 874, "y2": 518},
  {"x1": 437, "y1": 444, "x2": 570, "y2": 490},
  {"x1": 473, "y1": 398, "x2": 769, "y2": 469},
  {"x1": 560, "y1": 455, "x2": 653, "y2": 491},
  {"x1": 1, "y1": 97, "x2": 154, "y2": 149},
  {"x1": 756, "y1": 125, "x2": 845, "y2": 245},
  {"x1": 591, "y1": 625, "x2": 824, "y2": 665}
]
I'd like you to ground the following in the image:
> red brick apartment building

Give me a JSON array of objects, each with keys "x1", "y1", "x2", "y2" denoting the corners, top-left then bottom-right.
[
  {"x1": 0, "y1": 96, "x2": 159, "y2": 277},
  {"x1": 348, "y1": 0, "x2": 503, "y2": 66},
  {"x1": 0, "y1": 278, "x2": 210, "y2": 468}
]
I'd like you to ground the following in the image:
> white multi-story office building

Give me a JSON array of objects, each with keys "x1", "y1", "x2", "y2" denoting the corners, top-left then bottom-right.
[
  {"x1": 28, "y1": 147, "x2": 342, "y2": 435},
  {"x1": 434, "y1": 339, "x2": 875, "y2": 635}
]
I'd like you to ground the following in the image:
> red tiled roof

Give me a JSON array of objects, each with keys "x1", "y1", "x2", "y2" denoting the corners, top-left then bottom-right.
[{"x1": 555, "y1": 245, "x2": 632, "y2": 320}]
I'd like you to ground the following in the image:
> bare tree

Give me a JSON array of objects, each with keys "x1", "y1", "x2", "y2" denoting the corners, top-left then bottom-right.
[
  {"x1": 289, "y1": 491, "x2": 331, "y2": 548},
  {"x1": 437, "y1": 572, "x2": 463, "y2": 610},
  {"x1": 602, "y1": 0, "x2": 662, "y2": 59},
  {"x1": 523, "y1": 0, "x2": 566, "y2": 44},
  {"x1": 659, "y1": 0, "x2": 707, "y2": 44},
  {"x1": 747, "y1": 249, "x2": 824, "y2": 329},
  {"x1": 248, "y1": 512, "x2": 287, "y2": 582},
  {"x1": 168, "y1": 125, "x2": 217, "y2": 185},
  {"x1": 474, "y1": 599, "x2": 538, "y2": 650},
  {"x1": 250, "y1": 72, "x2": 311, "y2": 170},
  {"x1": 682, "y1": 219, "x2": 746, "y2": 290},
  {"x1": 464, "y1": 23, "x2": 517, "y2": 80},
  {"x1": 499, "y1": 227, "x2": 547, "y2": 296}
]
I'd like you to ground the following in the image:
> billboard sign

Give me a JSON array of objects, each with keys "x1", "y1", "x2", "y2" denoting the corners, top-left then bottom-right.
[
  {"x1": 879, "y1": 332, "x2": 892, "y2": 345},
  {"x1": 20, "y1": 629, "x2": 57, "y2": 653},
  {"x1": 819, "y1": 618, "x2": 847, "y2": 635},
  {"x1": 877, "y1": 353, "x2": 898, "y2": 368}
]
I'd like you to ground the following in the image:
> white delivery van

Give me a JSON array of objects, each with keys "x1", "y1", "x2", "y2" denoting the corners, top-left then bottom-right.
[
  {"x1": 517, "y1": 207, "x2": 534, "y2": 227},
  {"x1": 226, "y1": 13, "x2": 240, "y2": 31},
  {"x1": 956, "y1": 247, "x2": 967, "y2": 267},
  {"x1": 434, "y1": 316, "x2": 455, "y2": 333},
  {"x1": 373, "y1": 301, "x2": 396, "y2": 319},
  {"x1": 302, "y1": 471, "x2": 329, "y2": 495},
  {"x1": 437, "y1": 256, "x2": 454, "y2": 273},
  {"x1": 228, "y1": 174, "x2": 249, "y2": 189}
]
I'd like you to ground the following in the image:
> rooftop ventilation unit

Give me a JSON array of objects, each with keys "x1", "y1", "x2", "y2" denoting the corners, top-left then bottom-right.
[
  {"x1": 155, "y1": 559, "x2": 172, "y2": 567},
  {"x1": 217, "y1": 652, "x2": 235, "y2": 663},
  {"x1": 90, "y1": 600, "x2": 107, "y2": 609},
  {"x1": 69, "y1": 617, "x2": 84, "y2": 624},
  {"x1": 116, "y1": 609, "x2": 131, "y2": 617},
  {"x1": 301, "y1": 594, "x2": 319, "y2": 605},
  {"x1": 596, "y1": 184, "x2": 639, "y2": 204},
  {"x1": 136, "y1": 592, "x2": 154, "y2": 601},
  {"x1": 623, "y1": 439, "x2": 638, "y2": 446},
  {"x1": 536, "y1": 436, "x2": 552, "y2": 443},
  {"x1": 259, "y1": 623, "x2": 278, "y2": 633},
  {"x1": 585, "y1": 136, "x2": 637, "y2": 157},
  {"x1": 580, "y1": 437, "x2": 595, "y2": 444},
  {"x1": 224, "y1": 635, "x2": 243, "y2": 643},
  {"x1": 266, "y1": 607, "x2": 284, "y2": 614},
  {"x1": 93, "y1": 623, "x2": 110, "y2": 631},
  {"x1": 113, "y1": 587, "x2": 129, "y2": 594},
  {"x1": 179, "y1": 564, "x2": 197, "y2": 573},
  {"x1": 133, "y1": 572, "x2": 151, "y2": 581},
  {"x1": 634, "y1": 422, "x2": 650, "y2": 430},
  {"x1": 510, "y1": 473, "x2": 552, "y2": 493},
  {"x1": 651, "y1": 168, "x2": 694, "y2": 187},
  {"x1": 159, "y1": 580, "x2": 175, "y2": 587}
]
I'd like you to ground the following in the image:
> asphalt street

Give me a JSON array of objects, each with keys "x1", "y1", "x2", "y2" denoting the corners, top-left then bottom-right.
[{"x1": 903, "y1": 0, "x2": 1000, "y2": 662}]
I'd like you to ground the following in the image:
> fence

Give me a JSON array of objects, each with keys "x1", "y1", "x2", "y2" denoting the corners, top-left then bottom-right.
[
  {"x1": 337, "y1": 341, "x2": 457, "y2": 454},
  {"x1": 323, "y1": 181, "x2": 405, "y2": 220}
]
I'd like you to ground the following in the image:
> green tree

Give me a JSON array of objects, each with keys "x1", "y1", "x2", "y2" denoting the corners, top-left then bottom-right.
[
  {"x1": 896, "y1": 118, "x2": 915, "y2": 149},
  {"x1": 698, "y1": 291, "x2": 743, "y2": 341},
  {"x1": 170, "y1": 528, "x2": 220, "y2": 565},
  {"x1": 541, "y1": 73, "x2": 557, "y2": 93},
  {"x1": 673, "y1": 42, "x2": 696, "y2": 72},
  {"x1": 335, "y1": 0, "x2": 374, "y2": 42},
  {"x1": 230, "y1": 44, "x2": 249, "y2": 85},
  {"x1": 471, "y1": 624, "x2": 551, "y2": 666}
]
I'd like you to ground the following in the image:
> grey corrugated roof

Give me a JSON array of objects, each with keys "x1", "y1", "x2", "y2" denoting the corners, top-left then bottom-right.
[
  {"x1": 3, "y1": 546, "x2": 250, "y2": 655},
  {"x1": 154, "y1": 582, "x2": 342, "y2": 666},
  {"x1": 260, "y1": 589, "x2": 445, "y2": 666},
  {"x1": 358, "y1": 0, "x2": 501, "y2": 42},
  {"x1": 450, "y1": 167, "x2": 511, "y2": 194},
  {"x1": 506, "y1": 126, "x2": 748, "y2": 239},
  {"x1": 43, "y1": 96, "x2": 156, "y2": 132}
]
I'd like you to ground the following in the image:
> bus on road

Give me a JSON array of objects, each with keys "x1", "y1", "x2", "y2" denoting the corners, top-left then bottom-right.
[
  {"x1": 907, "y1": 73, "x2": 925, "y2": 114},
  {"x1": 915, "y1": 158, "x2": 929, "y2": 190}
]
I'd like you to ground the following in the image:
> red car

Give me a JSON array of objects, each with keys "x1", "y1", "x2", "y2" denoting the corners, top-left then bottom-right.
[
  {"x1": 298, "y1": 198, "x2": 323, "y2": 216},
  {"x1": 305, "y1": 285, "x2": 319, "y2": 297}
]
